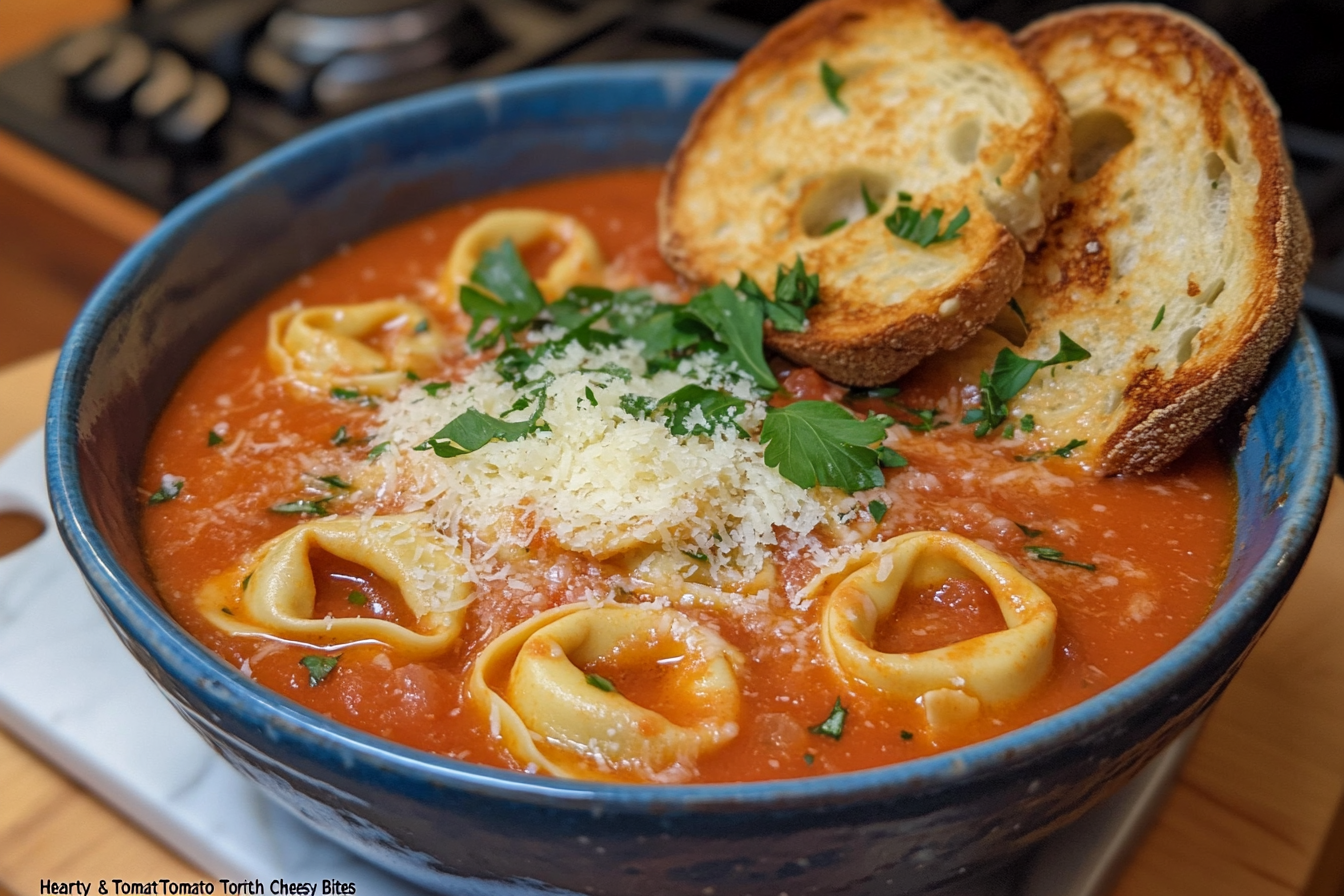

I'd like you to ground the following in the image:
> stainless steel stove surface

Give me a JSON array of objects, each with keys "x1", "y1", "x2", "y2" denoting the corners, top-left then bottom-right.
[{"x1": 3, "y1": 0, "x2": 1342, "y2": 405}]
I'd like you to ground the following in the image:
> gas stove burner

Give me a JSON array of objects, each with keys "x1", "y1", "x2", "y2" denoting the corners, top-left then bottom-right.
[{"x1": 264, "y1": 0, "x2": 461, "y2": 65}]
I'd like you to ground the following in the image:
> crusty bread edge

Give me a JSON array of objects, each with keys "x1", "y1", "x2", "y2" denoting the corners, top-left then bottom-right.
[{"x1": 1017, "y1": 4, "x2": 1311, "y2": 475}]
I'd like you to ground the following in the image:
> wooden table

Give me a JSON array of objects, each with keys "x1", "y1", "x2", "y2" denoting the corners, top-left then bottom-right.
[{"x1": 1, "y1": 4, "x2": 1344, "y2": 896}]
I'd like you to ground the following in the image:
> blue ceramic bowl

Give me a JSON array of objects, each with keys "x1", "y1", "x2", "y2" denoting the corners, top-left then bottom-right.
[{"x1": 45, "y1": 63, "x2": 1337, "y2": 895}]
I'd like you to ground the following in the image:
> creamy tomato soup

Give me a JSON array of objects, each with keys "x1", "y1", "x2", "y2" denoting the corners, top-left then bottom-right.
[{"x1": 140, "y1": 169, "x2": 1233, "y2": 784}]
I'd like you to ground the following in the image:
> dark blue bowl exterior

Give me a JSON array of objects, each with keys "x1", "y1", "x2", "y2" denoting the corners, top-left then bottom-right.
[{"x1": 46, "y1": 63, "x2": 1338, "y2": 895}]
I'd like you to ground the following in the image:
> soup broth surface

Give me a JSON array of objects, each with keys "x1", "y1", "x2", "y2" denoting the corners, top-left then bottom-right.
[{"x1": 141, "y1": 169, "x2": 1234, "y2": 783}]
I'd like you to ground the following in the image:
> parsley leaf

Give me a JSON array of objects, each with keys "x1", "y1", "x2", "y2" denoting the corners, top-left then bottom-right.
[
  {"x1": 760, "y1": 402, "x2": 893, "y2": 492},
  {"x1": 685, "y1": 283, "x2": 778, "y2": 391},
  {"x1": 422, "y1": 381, "x2": 453, "y2": 397},
  {"x1": 868, "y1": 500, "x2": 888, "y2": 523},
  {"x1": 822, "y1": 219, "x2": 847, "y2": 234},
  {"x1": 885, "y1": 197, "x2": 970, "y2": 248},
  {"x1": 897, "y1": 405, "x2": 947, "y2": 433},
  {"x1": 414, "y1": 397, "x2": 546, "y2": 458},
  {"x1": 367, "y1": 441, "x2": 391, "y2": 460},
  {"x1": 738, "y1": 256, "x2": 821, "y2": 335},
  {"x1": 207, "y1": 429, "x2": 224, "y2": 447},
  {"x1": 962, "y1": 332, "x2": 1091, "y2": 436},
  {"x1": 148, "y1": 475, "x2": 184, "y2": 505},
  {"x1": 348, "y1": 591, "x2": 368, "y2": 605},
  {"x1": 331, "y1": 426, "x2": 350, "y2": 446},
  {"x1": 620, "y1": 394, "x2": 657, "y2": 419},
  {"x1": 585, "y1": 673, "x2": 617, "y2": 693},
  {"x1": 876, "y1": 446, "x2": 909, "y2": 468},
  {"x1": 1014, "y1": 522, "x2": 1043, "y2": 538},
  {"x1": 330, "y1": 386, "x2": 363, "y2": 401},
  {"x1": 270, "y1": 499, "x2": 333, "y2": 516},
  {"x1": 299, "y1": 654, "x2": 340, "y2": 686},
  {"x1": 1053, "y1": 438, "x2": 1087, "y2": 458},
  {"x1": 315, "y1": 474, "x2": 351, "y2": 489},
  {"x1": 656, "y1": 384, "x2": 748, "y2": 438},
  {"x1": 820, "y1": 61, "x2": 847, "y2": 112},
  {"x1": 459, "y1": 239, "x2": 546, "y2": 349},
  {"x1": 682, "y1": 550, "x2": 709, "y2": 562},
  {"x1": 1152, "y1": 305, "x2": 1165, "y2": 330},
  {"x1": 809, "y1": 697, "x2": 848, "y2": 739},
  {"x1": 861, "y1": 182, "x2": 881, "y2": 216},
  {"x1": 1024, "y1": 545, "x2": 1096, "y2": 571}
]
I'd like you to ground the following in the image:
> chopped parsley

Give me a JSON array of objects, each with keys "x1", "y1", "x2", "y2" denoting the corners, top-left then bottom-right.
[
  {"x1": 885, "y1": 196, "x2": 969, "y2": 248},
  {"x1": 413, "y1": 317, "x2": 430, "y2": 334},
  {"x1": 330, "y1": 386, "x2": 363, "y2": 401},
  {"x1": 682, "y1": 550, "x2": 709, "y2": 562},
  {"x1": 459, "y1": 238, "x2": 546, "y2": 349},
  {"x1": 803, "y1": 753, "x2": 815, "y2": 765},
  {"x1": 207, "y1": 429, "x2": 224, "y2": 447},
  {"x1": 962, "y1": 333, "x2": 1091, "y2": 436},
  {"x1": 405, "y1": 370, "x2": 421, "y2": 381},
  {"x1": 808, "y1": 697, "x2": 848, "y2": 739},
  {"x1": 861, "y1": 182, "x2": 881, "y2": 216},
  {"x1": 1152, "y1": 305, "x2": 1165, "y2": 330},
  {"x1": 422, "y1": 381, "x2": 453, "y2": 397},
  {"x1": 820, "y1": 60, "x2": 847, "y2": 112},
  {"x1": 822, "y1": 218, "x2": 847, "y2": 235},
  {"x1": 876, "y1": 446, "x2": 909, "y2": 469},
  {"x1": 1015, "y1": 439, "x2": 1088, "y2": 462},
  {"x1": 657, "y1": 384, "x2": 748, "y2": 438},
  {"x1": 868, "y1": 500, "x2": 888, "y2": 523},
  {"x1": 737, "y1": 255, "x2": 822, "y2": 335},
  {"x1": 269, "y1": 498, "x2": 333, "y2": 516},
  {"x1": 331, "y1": 426, "x2": 350, "y2": 446},
  {"x1": 348, "y1": 590, "x2": 368, "y2": 606},
  {"x1": 148, "y1": 475, "x2": 185, "y2": 505},
  {"x1": 684, "y1": 283, "x2": 778, "y2": 391},
  {"x1": 760, "y1": 402, "x2": 894, "y2": 492},
  {"x1": 1014, "y1": 522, "x2": 1043, "y2": 538},
  {"x1": 585, "y1": 673, "x2": 617, "y2": 693},
  {"x1": 1021, "y1": 414, "x2": 1036, "y2": 433},
  {"x1": 315, "y1": 474, "x2": 351, "y2": 489},
  {"x1": 299, "y1": 654, "x2": 340, "y2": 686},
  {"x1": 367, "y1": 441, "x2": 392, "y2": 460},
  {"x1": 899, "y1": 729, "x2": 914, "y2": 741},
  {"x1": 1024, "y1": 545, "x2": 1096, "y2": 571},
  {"x1": 897, "y1": 405, "x2": 947, "y2": 433},
  {"x1": 414, "y1": 396, "x2": 547, "y2": 458}
]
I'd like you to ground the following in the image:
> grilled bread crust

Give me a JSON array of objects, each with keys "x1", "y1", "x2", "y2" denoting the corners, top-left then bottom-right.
[
  {"x1": 960, "y1": 5, "x2": 1310, "y2": 475},
  {"x1": 659, "y1": 0, "x2": 1071, "y2": 386}
]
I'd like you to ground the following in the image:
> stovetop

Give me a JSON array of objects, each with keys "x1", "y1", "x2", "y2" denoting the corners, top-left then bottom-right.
[{"x1": 3, "y1": 0, "x2": 1342, "y2": 406}]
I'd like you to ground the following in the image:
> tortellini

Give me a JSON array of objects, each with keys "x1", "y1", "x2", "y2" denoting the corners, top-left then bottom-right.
[
  {"x1": 469, "y1": 604, "x2": 744, "y2": 781},
  {"x1": 440, "y1": 209, "x2": 604, "y2": 303},
  {"x1": 198, "y1": 515, "x2": 473, "y2": 660},
  {"x1": 821, "y1": 531, "x2": 1057, "y2": 730},
  {"x1": 267, "y1": 299, "x2": 446, "y2": 396}
]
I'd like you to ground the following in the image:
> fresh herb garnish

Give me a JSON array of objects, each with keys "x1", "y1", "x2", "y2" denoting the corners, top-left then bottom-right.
[
  {"x1": 804, "y1": 753, "x2": 815, "y2": 765},
  {"x1": 1021, "y1": 414, "x2": 1036, "y2": 433},
  {"x1": 897, "y1": 405, "x2": 947, "y2": 433},
  {"x1": 330, "y1": 386, "x2": 363, "y2": 401},
  {"x1": 655, "y1": 384, "x2": 748, "y2": 438},
  {"x1": 899, "y1": 729, "x2": 914, "y2": 741},
  {"x1": 148, "y1": 475, "x2": 185, "y2": 505},
  {"x1": 885, "y1": 196, "x2": 969, "y2": 248},
  {"x1": 241, "y1": 573, "x2": 252, "y2": 591},
  {"x1": 348, "y1": 590, "x2": 368, "y2": 606},
  {"x1": 868, "y1": 500, "x2": 888, "y2": 523},
  {"x1": 207, "y1": 429, "x2": 224, "y2": 447},
  {"x1": 759, "y1": 402, "x2": 894, "y2": 492},
  {"x1": 682, "y1": 550, "x2": 709, "y2": 562},
  {"x1": 1015, "y1": 439, "x2": 1089, "y2": 462},
  {"x1": 1014, "y1": 522, "x2": 1043, "y2": 538},
  {"x1": 299, "y1": 654, "x2": 340, "y2": 686},
  {"x1": 1024, "y1": 545, "x2": 1096, "y2": 571},
  {"x1": 861, "y1": 182, "x2": 881, "y2": 216},
  {"x1": 269, "y1": 498, "x2": 333, "y2": 516},
  {"x1": 1152, "y1": 305, "x2": 1165, "y2": 330},
  {"x1": 315, "y1": 474, "x2": 351, "y2": 489},
  {"x1": 585, "y1": 673, "x2": 617, "y2": 693},
  {"x1": 808, "y1": 697, "x2": 848, "y2": 739},
  {"x1": 876, "y1": 446, "x2": 909, "y2": 468},
  {"x1": 682, "y1": 283, "x2": 779, "y2": 391},
  {"x1": 367, "y1": 441, "x2": 392, "y2": 460},
  {"x1": 820, "y1": 61, "x2": 847, "y2": 112},
  {"x1": 405, "y1": 370, "x2": 421, "y2": 381},
  {"x1": 413, "y1": 318, "x2": 430, "y2": 334},
  {"x1": 422, "y1": 381, "x2": 453, "y2": 397},
  {"x1": 414, "y1": 397, "x2": 547, "y2": 458},
  {"x1": 331, "y1": 426, "x2": 350, "y2": 446},
  {"x1": 962, "y1": 333, "x2": 1091, "y2": 436},
  {"x1": 822, "y1": 219, "x2": 847, "y2": 235},
  {"x1": 620, "y1": 394, "x2": 657, "y2": 419},
  {"x1": 459, "y1": 239, "x2": 546, "y2": 349}
]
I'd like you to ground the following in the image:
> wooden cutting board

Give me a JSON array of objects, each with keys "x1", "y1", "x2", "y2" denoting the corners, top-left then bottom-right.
[{"x1": 0, "y1": 349, "x2": 1341, "y2": 896}]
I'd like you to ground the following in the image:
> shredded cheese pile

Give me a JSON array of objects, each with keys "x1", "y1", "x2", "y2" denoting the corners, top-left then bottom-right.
[{"x1": 372, "y1": 337, "x2": 845, "y2": 575}]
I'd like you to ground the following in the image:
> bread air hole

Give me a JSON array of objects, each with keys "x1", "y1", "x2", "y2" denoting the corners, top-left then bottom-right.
[
  {"x1": 948, "y1": 118, "x2": 982, "y2": 165},
  {"x1": 799, "y1": 168, "x2": 894, "y2": 238},
  {"x1": 1176, "y1": 326, "x2": 1201, "y2": 364},
  {"x1": 1070, "y1": 109, "x2": 1134, "y2": 182}
]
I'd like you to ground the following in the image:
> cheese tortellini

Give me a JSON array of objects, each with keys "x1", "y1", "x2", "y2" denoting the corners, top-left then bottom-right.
[
  {"x1": 469, "y1": 604, "x2": 744, "y2": 781},
  {"x1": 267, "y1": 299, "x2": 446, "y2": 396},
  {"x1": 440, "y1": 209, "x2": 604, "y2": 303},
  {"x1": 198, "y1": 515, "x2": 473, "y2": 659},
  {"x1": 821, "y1": 531, "x2": 1057, "y2": 730}
]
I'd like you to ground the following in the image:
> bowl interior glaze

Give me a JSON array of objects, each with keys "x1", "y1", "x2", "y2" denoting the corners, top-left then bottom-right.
[{"x1": 45, "y1": 63, "x2": 1337, "y2": 895}]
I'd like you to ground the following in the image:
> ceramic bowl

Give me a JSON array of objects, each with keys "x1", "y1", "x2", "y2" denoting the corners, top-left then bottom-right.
[{"x1": 45, "y1": 63, "x2": 1337, "y2": 895}]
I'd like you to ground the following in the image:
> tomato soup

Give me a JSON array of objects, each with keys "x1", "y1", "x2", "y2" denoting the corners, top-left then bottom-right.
[{"x1": 140, "y1": 168, "x2": 1234, "y2": 783}]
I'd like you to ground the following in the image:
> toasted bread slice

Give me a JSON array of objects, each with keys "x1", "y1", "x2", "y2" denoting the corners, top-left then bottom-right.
[
  {"x1": 659, "y1": 0, "x2": 1071, "y2": 386},
  {"x1": 923, "y1": 5, "x2": 1309, "y2": 475}
]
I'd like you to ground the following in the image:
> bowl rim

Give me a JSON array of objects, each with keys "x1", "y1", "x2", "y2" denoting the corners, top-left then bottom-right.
[{"x1": 45, "y1": 60, "x2": 1339, "y2": 811}]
